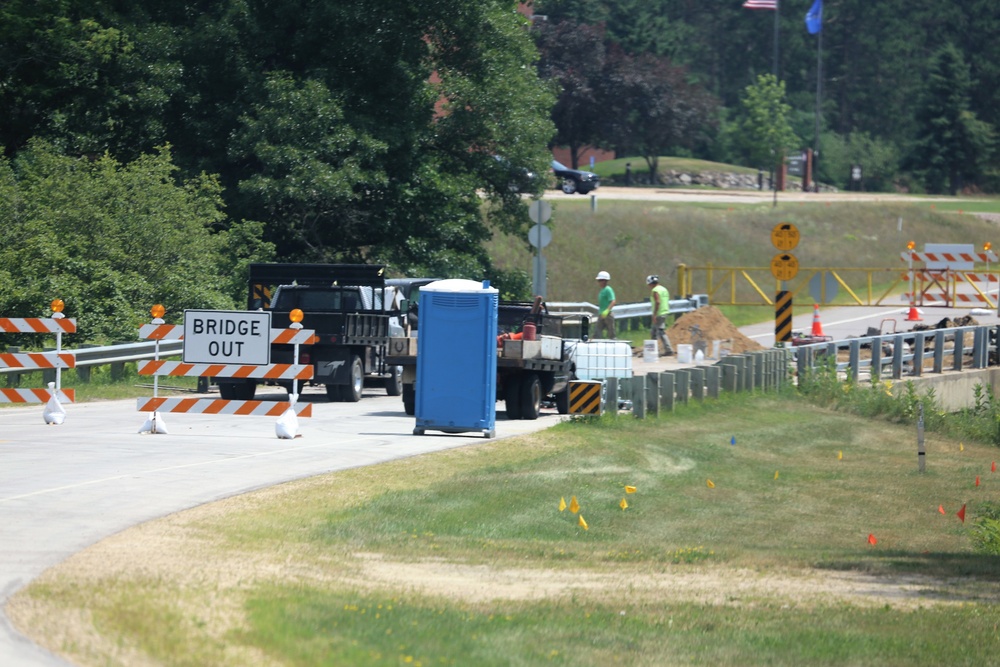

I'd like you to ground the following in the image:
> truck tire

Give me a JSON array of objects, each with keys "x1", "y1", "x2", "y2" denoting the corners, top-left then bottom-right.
[
  {"x1": 555, "y1": 387, "x2": 570, "y2": 414},
  {"x1": 342, "y1": 355, "x2": 364, "y2": 402},
  {"x1": 504, "y1": 381, "x2": 522, "y2": 420},
  {"x1": 385, "y1": 365, "x2": 403, "y2": 396},
  {"x1": 219, "y1": 381, "x2": 256, "y2": 401},
  {"x1": 520, "y1": 374, "x2": 541, "y2": 420},
  {"x1": 402, "y1": 383, "x2": 415, "y2": 415}
]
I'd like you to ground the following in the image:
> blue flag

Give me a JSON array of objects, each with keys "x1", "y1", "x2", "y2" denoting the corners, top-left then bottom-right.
[{"x1": 805, "y1": 0, "x2": 823, "y2": 34}]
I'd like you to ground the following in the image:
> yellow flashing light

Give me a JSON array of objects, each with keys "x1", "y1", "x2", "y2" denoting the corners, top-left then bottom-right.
[
  {"x1": 50, "y1": 299, "x2": 65, "y2": 313},
  {"x1": 290, "y1": 308, "x2": 305, "y2": 324},
  {"x1": 906, "y1": 241, "x2": 916, "y2": 251},
  {"x1": 151, "y1": 304, "x2": 166, "y2": 319}
]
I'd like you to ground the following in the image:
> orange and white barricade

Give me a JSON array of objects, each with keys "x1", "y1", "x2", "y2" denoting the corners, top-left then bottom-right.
[
  {"x1": 135, "y1": 305, "x2": 315, "y2": 437},
  {"x1": 0, "y1": 299, "x2": 76, "y2": 423}
]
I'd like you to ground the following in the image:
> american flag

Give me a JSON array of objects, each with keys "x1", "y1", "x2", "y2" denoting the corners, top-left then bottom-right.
[{"x1": 743, "y1": 0, "x2": 778, "y2": 8}]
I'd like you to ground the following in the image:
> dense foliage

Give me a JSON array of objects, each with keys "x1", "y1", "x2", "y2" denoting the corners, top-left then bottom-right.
[
  {"x1": 0, "y1": 141, "x2": 271, "y2": 341},
  {"x1": 0, "y1": 0, "x2": 556, "y2": 289}
]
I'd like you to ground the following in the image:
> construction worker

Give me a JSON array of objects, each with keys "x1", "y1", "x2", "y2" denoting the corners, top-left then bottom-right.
[
  {"x1": 647, "y1": 275, "x2": 675, "y2": 356},
  {"x1": 594, "y1": 270, "x2": 616, "y2": 339}
]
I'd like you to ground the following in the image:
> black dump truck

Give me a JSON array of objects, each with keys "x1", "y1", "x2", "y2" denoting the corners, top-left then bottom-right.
[
  {"x1": 387, "y1": 298, "x2": 586, "y2": 419},
  {"x1": 216, "y1": 263, "x2": 400, "y2": 402}
]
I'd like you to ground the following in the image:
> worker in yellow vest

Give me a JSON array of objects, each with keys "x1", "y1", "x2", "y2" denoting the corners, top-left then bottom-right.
[{"x1": 647, "y1": 275, "x2": 674, "y2": 356}]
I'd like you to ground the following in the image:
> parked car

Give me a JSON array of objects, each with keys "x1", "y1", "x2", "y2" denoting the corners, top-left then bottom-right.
[
  {"x1": 551, "y1": 159, "x2": 600, "y2": 195},
  {"x1": 493, "y1": 155, "x2": 537, "y2": 193}
]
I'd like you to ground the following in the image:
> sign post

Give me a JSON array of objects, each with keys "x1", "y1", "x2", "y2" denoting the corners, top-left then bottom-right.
[
  {"x1": 771, "y1": 223, "x2": 800, "y2": 344},
  {"x1": 528, "y1": 200, "x2": 552, "y2": 298}
]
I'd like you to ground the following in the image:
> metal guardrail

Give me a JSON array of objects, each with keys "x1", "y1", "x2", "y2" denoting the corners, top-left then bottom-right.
[
  {"x1": 0, "y1": 340, "x2": 184, "y2": 376},
  {"x1": 793, "y1": 324, "x2": 996, "y2": 382},
  {"x1": 547, "y1": 295, "x2": 708, "y2": 322}
]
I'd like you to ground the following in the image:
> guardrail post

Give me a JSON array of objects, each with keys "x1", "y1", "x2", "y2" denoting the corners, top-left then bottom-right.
[
  {"x1": 5, "y1": 346, "x2": 21, "y2": 387},
  {"x1": 847, "y1": 339, "x2": 860, "y2": 383},
  {"x1": 628, "y1": 378, "x2": 645, "y2": 419},
  {"x1": 706, "y1": 366, "x2": 721, "y2": 398},
  {"x1": 75, "y1": 344, "x2": 100, "y2": 382},
  {"x1": 605, "y1": 378, "x2": 619, "y2": 417},
  {"x1": 974, "y1": 327, "x2": 988, "y2": 368},
  {"x1": 912, "y1": 332, "x2": 926, "y2": 377},
  {"x1": 870, "y1": 337, "x2": 883, "y2": 381},
  {"x1": 932, "y1": 331, "x2": 944, "y2": 374},
  {"x1": 689, "y1": 367, "x2": 705, "y2": 401},
  {"x1": 110, "y1": 341, "x2": 128, "y2": 381},
  {"x1": 892, "y1": 335, "x2": 905, "y2": 379},
  {"x1": 675, "y1": 369, "x2": 690, "y2": 405},
  {"x1": 952, "y1": 330, "x2": 964, "y2": 371},
  {"x1": 645, "y1": 373, "x2": 659, "y2": 416},
  {"x1": 721, "y1": 361, "x2": 738, "y2": 393},
  {"x1": 658, "y1": 372, "x2": 675, "y2": 412}
]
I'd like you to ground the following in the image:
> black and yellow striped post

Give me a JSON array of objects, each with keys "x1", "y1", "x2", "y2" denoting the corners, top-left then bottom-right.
[
  {"x1": 775, "y1": 290, "x2": 793, "y2": 344},
  {"x1": 568, "y1": 380, "x2": 603, "y2": 416},
  {"x1": 252, "y1": 283, "x2": 272, "y2": 309}
]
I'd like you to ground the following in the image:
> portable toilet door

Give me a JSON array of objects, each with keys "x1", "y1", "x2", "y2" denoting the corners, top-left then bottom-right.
[{"x1": 414, "y1": 279, "x2": 498, "y2": 437}]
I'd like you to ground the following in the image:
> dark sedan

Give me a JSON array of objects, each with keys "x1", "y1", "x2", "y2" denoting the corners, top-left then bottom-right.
[{"x1": 551, "y1": 159, "x2": 600, "y2": 195}]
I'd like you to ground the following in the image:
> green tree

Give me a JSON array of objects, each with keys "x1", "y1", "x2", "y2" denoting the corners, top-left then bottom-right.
[
  {"x1": 731, "y1": 74, "x2": 799, "y2": 176},
  {"x1": 0, "y1": 141, "x2": 272, "y2": 341},
  {"x1": 911, "y1": 44, "x2": 995, "y2": 195}
]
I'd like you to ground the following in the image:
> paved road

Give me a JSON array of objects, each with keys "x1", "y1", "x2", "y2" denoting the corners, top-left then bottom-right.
[{"x1": 0, "y1": 389, "x2": 566, "y2": 666}]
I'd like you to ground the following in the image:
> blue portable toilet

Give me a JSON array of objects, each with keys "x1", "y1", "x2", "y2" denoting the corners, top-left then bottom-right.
[{"x1": 414, "y1": 279, "x2": 498, "y2": 437}]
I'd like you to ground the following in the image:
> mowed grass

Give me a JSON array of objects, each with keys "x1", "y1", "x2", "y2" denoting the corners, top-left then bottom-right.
[{"x1": 15, "y1": 392, "x2": 1000, "y2": 666}]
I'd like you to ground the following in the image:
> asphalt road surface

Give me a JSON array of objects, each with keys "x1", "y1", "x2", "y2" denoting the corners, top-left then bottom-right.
[{"x1": 0, "y1": 389, "x2": 565, "y2": 666}]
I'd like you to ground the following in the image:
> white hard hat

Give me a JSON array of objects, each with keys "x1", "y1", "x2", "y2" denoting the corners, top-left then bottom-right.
[
  {"x1": 646, "y1": 274, "x2": 659, "y2": 285},
  {"x1": 595, "y1": 271, "x2": 611, "y2": 281}
]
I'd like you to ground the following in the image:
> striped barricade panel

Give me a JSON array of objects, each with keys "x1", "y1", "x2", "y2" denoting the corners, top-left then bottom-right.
[
  {"x1": 138, "y1": 324, "x2": 184, "y2": 340},
  {"x1": 136, "y1": 397, "x2": 312, "y2": 417},
  {"x1": 0, "y1": 317, "x2": 77, "y2": 334},
  {"x1": 568, "y1": 380, "x2": 603, "y2": 416},
  {"x1": 0, "y1": 352, "x2": 76, "y2": 370},
  {"x1": 902, "y1": 251, "x2": 999, "y2": 264},
  {"x1": 138, "y1": 325, "x2": 316, "y2": 344},
  {"x1": 138, "y1": 360, "x2": 313, "y2": 380},
  {"x1": 0, "y1": 388, "x2": 75, "y2": 403}
]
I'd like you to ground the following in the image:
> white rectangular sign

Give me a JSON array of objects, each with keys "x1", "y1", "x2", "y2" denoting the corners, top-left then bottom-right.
[{"x1": 183, "y1": 310, "x2": 272, "y2": 365}]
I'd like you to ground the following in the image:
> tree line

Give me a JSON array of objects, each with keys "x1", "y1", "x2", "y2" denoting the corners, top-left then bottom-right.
[{"x1": 535, "y1": 0, "x2": 998, "y2": 194}]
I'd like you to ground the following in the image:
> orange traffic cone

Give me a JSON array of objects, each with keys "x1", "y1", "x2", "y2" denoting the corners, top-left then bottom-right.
[
  {"x1": 811, "y1": 304, "x2": 825, "y2": 337},
  {"x1": 905, "y1": 304, "x2": 922, "y2": 321}
]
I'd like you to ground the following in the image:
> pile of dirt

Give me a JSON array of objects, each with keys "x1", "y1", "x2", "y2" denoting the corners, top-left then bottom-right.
[{"x1": 666, "y1": 305, "x2": 765, "y2": 354}]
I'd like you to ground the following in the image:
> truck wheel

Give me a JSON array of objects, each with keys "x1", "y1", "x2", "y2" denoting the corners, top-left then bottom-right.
[
  {"x1": 520, "y1": 374, "x2": 541, "y2": 420},
  {"x1": 402, "y1": 384, "x2": 415, "y2": 416},
  {"x1": 219, "y1": 381, "x2": 256, "y2": 401},
  {"x1": 385, "y1": 365, "x2": 403, "y2": 396},
  {"x1": 504, "y1": 381, "x2": 523, "y2": 420},
  {"x1": 555, "y1": 387, "x2": 570, "y2": 414},
  {"x1": 342, "y1": 355, "x2": 364, "y2": 402}
]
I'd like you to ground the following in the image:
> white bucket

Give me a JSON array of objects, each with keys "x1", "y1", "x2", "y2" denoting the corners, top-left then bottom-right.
[
  {"x1": 643, "y1": 340, "x2": 658, "y2": 363},
  {"x1": 711, "y1": 340, "x2": 721, "y2": 359},
  {"x1": 677, "y1": 344, "x2": 693, "y2": 364}
]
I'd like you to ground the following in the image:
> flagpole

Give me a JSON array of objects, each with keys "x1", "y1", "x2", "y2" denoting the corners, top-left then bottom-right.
[
  {"x1": 772, "y1": 1, "x2": 780, "y2": 77},
  {"x1": 814, "y1": 26, "x2": 822, "y2": 192}
]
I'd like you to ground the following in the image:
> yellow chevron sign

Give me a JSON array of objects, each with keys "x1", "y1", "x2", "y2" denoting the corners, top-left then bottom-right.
[{"x1": 569, "y1": 380, "x2": 603, "y2": 416}]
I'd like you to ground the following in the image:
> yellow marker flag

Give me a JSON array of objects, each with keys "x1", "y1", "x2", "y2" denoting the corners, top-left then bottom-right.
[
  {"x1": 559, "y1": 497, "x2": 567, "y2": 512},
  {"x1": 625, "y1": 485, "x2": 637, "y2": 494},
  {"x1": 620, "y1": 498, "x2": 628, "y2": 511},
  {"x1": 706, "y1": 479, "x2": 715, "y2": 489},
  {"x1": 578, "y1": 514, "x2": 589, "y2": 530},
  {"x1": 569, "y1": 496, "x2": 580, "y2": 514},
  {"x1": 837, "y1": 450, "x2": 843, "y2": 461},
  {"x1": 774, "y1": 470, "x2": 780, "y2": 480}
]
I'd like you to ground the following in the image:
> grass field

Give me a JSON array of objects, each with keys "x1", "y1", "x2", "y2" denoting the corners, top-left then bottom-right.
[{"x1": 13, "y1": 392, "x2": 1000, "y2": 666}]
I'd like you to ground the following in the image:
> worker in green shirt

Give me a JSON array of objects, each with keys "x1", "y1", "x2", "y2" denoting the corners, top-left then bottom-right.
[
  {"x1": 594, "y1": 270, "x2": 616, "y2": 339},
  {"x1": 647, "y1": 275, "x2": 675, "y2": 356}
]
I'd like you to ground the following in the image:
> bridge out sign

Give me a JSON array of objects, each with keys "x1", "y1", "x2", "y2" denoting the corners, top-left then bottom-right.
[{"x1": 183, "y1": 310, "x2": 271, "y2": 365}]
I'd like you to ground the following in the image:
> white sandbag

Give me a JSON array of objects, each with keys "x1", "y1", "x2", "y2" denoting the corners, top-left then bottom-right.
[{"x1": 43, "y1": 382, "x2": 66, "y2": 425}]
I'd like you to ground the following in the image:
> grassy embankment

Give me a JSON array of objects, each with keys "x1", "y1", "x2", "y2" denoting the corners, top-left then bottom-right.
[
  {"x1": 12, "y1": 392, "x2": 1000, "y2": 666},
  {"x1": 487, "y1": 197, "x2": 1000, "y2": 345}
]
